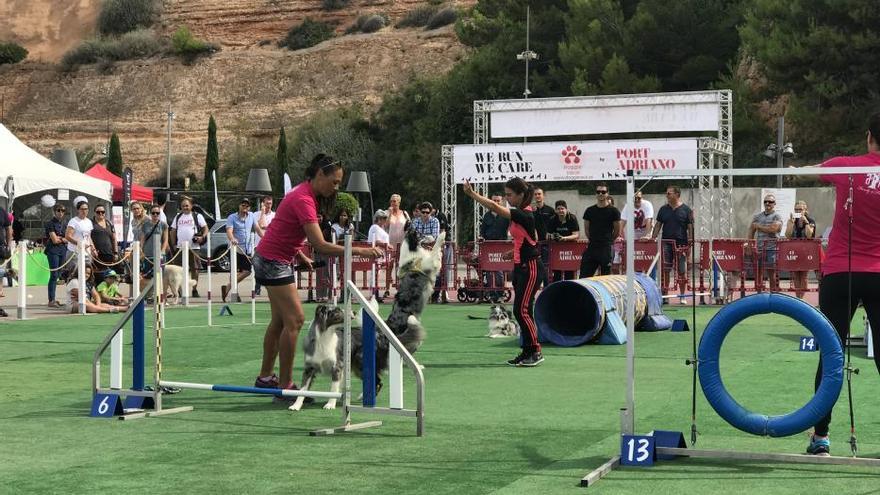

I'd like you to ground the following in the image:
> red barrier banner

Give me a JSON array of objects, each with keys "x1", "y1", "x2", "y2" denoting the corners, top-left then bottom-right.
[
  {"x1": 349, "y1": 242, "x2": 377, "y2": 272},
  {"x1": 548, "y1": 241, "x2": 586, "y2": 271},
  {"x1": 701, "y1": 239, "x2": 746, "y2": 272},
  {"x1": 776, "y1": 239, "x2": 823, "y2": 272},
  {"x1": 479, "y1": 240, "x2": 514, "y2": 271},
  {"x1": 619, "y1": 240, "x2": 659, "y2": 272}
]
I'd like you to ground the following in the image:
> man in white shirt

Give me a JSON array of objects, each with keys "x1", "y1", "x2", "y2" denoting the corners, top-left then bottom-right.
[
  {"x1": 65, "y1": 200, "x2": 97, "y2": 277},
  {"x1": 252, "y1": 195, "x2": 275, "y2": 295},
  {"x1": 169, "y1": 197, "x2": 208, "y2": 297},
  {"x1": 620, "y1": 191, "x2": 654, "y2": 239}
]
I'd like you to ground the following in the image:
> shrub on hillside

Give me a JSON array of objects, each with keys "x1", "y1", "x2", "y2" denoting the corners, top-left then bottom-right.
[
  {"x1": 394, "y1": 5, "x2": 438, "y2": 28},
  {"x1": 60, "y1": 30, "x2": 164, "y2": 70},
  {"x1": 346, "y1": 14, "x2": 388, "y2": 34},
  {"x1": 171, "y1": 26, "x2": 219, "y2": 63},
  {"x1": 321, "y1": 0, "x2": 350, "y2": 10},
  {"x1": 98, "y1": 0, "x2": 160, "y2": 36},
  {"x1": 425, "y1": 8, "x2": 457, "y2": 30},
  {"x1": 280, "y1": 18, "x2": 334, "y2": 50},
  {"x1": 0, "y1": 42, "x2": 28, "y2": 65}
]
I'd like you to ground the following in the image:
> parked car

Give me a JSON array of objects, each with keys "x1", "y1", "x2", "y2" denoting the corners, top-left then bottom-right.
[{"x1": 197, "y1": 219, "x2": 231, "y2": 272}]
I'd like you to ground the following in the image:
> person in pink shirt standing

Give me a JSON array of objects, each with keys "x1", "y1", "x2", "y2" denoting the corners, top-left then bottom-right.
[
  {"x1": 807, "y1": 112, "x2": 880, "y2": 456},
  {"x1": 251, "y1": 154, "x2": 383, "y2": 396}
]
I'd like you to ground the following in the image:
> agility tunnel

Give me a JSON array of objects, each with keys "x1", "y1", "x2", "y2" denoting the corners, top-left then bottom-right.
[
  {"x1": 535, "y1": 274, "x2": 672, "y2": 346},
  {"x1": 698, "y1": 293, "x2": 843, "y2": 437}
]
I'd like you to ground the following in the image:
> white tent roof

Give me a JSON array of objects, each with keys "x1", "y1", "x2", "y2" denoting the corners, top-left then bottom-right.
[{"x1": 0, "y1": 124, "x2": 113, "y2": 200}]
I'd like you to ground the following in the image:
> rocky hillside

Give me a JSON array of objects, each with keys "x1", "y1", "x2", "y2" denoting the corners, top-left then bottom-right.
[{"x1": 0, "y1": 0, "x2": 475, "y2": 183}]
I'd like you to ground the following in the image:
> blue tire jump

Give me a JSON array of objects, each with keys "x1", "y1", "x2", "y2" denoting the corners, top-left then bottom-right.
[{"x1": 698, "y1": 293, "x2": 843, "y2": 437}]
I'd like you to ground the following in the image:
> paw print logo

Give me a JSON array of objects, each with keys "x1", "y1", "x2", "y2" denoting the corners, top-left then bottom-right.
[{"x1": 561, "y1": 145, "x2": 582, "y2": 165}]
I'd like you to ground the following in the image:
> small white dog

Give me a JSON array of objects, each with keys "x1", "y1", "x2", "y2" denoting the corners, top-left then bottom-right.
[
  {"x1": 487, "y1": 304, "x2": 520, "y2": 338},
  {"x1": 163, "y1": 265, "x2": 197, "y2": 305}
]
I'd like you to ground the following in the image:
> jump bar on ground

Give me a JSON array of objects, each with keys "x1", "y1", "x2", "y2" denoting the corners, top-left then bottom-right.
[
  {"x1": 159, "y1": 380, "x2": 343, "y2": 399},
  {"x1": 660, "y1": 292, "x2": 712, "y2": 299},
  {"x1": 656, "y1": 447, "x2": 880, "y2": 467}
]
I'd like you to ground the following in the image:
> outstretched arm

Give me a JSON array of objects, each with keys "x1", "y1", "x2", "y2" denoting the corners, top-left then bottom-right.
[{"x1": 462, "y1": 180, "x2": 510, "y2": 219}]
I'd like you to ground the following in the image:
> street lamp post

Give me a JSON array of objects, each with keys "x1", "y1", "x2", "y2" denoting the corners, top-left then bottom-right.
[{"x1": 763, "y1": 116, "x2": 794, "y2": 188}]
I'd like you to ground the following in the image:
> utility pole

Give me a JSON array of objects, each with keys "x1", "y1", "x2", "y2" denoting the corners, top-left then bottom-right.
[{"x1": 165, "y1": 105, "x2": 175, "y2": 189}]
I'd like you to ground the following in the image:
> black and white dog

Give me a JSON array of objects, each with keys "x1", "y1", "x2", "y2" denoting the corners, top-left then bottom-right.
[
  {"x1": 290, "y1": 229, "x2": 444, "y2": 411},
  {"x1": 486, "y1": 304, "x2": 520, "y2": 338}
]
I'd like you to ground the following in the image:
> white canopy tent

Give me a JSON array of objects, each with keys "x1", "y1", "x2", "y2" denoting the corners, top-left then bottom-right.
[{"x1": 0, "y1": 124, "x2": 113, "y2": 201}]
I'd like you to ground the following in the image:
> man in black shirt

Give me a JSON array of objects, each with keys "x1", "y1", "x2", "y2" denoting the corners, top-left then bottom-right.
[
  {"x1": 533, "y1": 188, "x2": 555, "y2": 287},
  {"x1": 580, "y1": 183, "x2": 621, "y2": 277},
  {"x1": 651, "y1": 185, "x2": 694, "y2": 302},
  {"x1": 547, "y1": 200, "x2": 580, "y2": 281}
]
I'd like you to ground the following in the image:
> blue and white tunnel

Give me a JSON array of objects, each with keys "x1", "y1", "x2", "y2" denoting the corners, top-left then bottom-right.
[{"x1": 535, "y1": 274, "x2": 672, "y2": 346}]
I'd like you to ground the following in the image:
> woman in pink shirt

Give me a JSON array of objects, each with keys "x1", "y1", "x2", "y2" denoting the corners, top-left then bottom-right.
[
  {"x1": 807, "y1": 112, "x2": 880, "y2": 456},
  {"x1": 252, "y1": 154, "x2": 383, "y2": 394}
]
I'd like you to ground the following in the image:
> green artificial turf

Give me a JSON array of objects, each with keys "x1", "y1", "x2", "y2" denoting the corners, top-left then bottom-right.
[{"x1": 1, "y1": 303, "x2": 878, "y2": 494}]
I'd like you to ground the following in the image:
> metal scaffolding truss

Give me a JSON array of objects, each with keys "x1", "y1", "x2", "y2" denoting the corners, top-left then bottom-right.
[{"x1": 441, "y1": 90, "x2": 734, "y2": 242}]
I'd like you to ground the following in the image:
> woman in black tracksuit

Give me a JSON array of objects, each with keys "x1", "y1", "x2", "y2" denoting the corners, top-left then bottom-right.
[{"x1": 464, "y1": 177, "x2": 544, "y2": 367}]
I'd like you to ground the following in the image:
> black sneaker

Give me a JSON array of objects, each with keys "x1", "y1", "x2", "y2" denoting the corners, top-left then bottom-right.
[
  {"x1": 192, "y1": 288, "x2": 200, "y2": 298},
  {"x1": 507, "y1": 352, "x2": 527, "y2": 366},
  {"x1": 518, "y1": 351, "x2": 545, "y2": 367}
]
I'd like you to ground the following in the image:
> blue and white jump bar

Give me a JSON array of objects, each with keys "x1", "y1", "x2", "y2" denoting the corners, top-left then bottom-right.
[{"x1": 158, "y1": 381, "x2": 343, "y2": 399}]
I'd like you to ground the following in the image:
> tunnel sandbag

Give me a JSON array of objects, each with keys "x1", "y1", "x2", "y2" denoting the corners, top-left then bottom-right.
[
  {"x1": 633, "y1": 273, "x2": 673, "y2": 331},
  {"x1": 536, "y1": 275, "x2": 667, "y2": 346}
]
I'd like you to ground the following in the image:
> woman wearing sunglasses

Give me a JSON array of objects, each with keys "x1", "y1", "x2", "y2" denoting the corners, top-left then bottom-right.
[
  {"x1": 44, "y1": 204, "x2": 69, "y2": 308},
  {"x1": 91, "y1": 205, "x2": 118, "y2": 284}
]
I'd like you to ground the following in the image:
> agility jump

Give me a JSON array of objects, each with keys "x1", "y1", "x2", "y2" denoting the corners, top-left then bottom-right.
[{"x1": 91, "y1": 233, "x2": 426, "y2": 436}]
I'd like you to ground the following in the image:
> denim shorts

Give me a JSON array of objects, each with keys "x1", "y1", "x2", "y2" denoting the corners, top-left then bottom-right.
[{"x1": 252, "y1": 252, "x2": 296, "y2": 286}]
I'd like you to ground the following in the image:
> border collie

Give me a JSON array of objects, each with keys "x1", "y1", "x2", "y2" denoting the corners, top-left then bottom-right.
[{"x1": 290, "y1": 230, "x2": 444, "y2": 411}]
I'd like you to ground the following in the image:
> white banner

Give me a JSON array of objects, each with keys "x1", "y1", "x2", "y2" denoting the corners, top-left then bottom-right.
[
  {"x1": 453, "y1": 138, "x2": 699, "y2": 183},
  {"x1": 488, "y1": 92, "x2": 722, "y2": 138}
]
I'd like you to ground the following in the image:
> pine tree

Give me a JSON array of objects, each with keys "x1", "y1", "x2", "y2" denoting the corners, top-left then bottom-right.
[
  {"x1": 275, "y1": 126, "x2": 288, "y2": 196},
  {"x1": 107, "y1": 133, "x2": 123, "y2": 175},
  {"x1": 204, "y1": 115, "x2": 219, "y2": 189}
]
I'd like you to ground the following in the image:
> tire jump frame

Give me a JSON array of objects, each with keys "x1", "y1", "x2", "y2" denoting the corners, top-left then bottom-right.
[{"x1": 582, "y1": 166, "x2": 880, "y2": 488}]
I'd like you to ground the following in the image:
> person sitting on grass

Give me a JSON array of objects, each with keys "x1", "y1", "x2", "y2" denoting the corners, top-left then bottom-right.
[
  {"x1": 67, "y1": 265, "x2": 121, "y2": 314},
  {"x1": 96, "y1": 270, "x2": 129, "y2": 308}
]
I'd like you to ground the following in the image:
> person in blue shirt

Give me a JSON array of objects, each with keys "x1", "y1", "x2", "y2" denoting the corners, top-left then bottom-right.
[
  {"x1": 411, "y1": 201, "x2": 440, "y2": 243},
  {"x1": 223, "y1": 198, "x2": 264, "y2": 302}
]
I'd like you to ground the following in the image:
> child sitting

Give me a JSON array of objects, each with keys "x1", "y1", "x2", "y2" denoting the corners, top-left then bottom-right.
[{"x1": 96, "y1": 270, "x2": 128, "y2": 307}]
